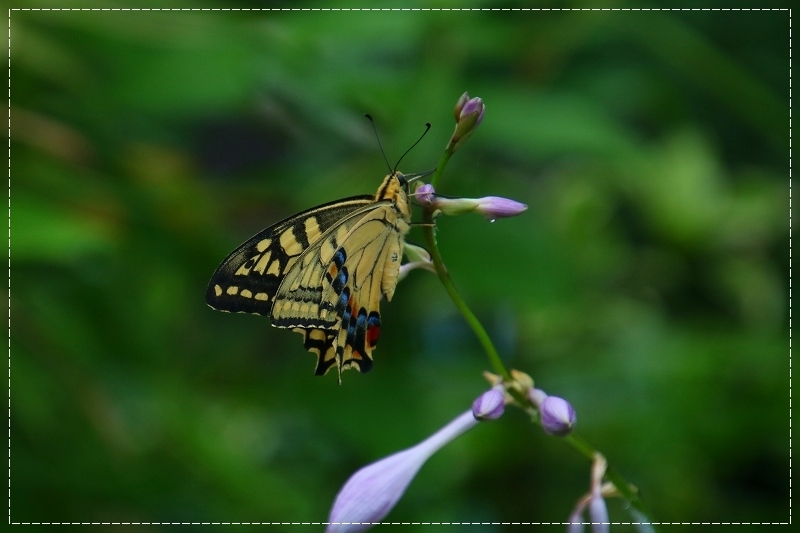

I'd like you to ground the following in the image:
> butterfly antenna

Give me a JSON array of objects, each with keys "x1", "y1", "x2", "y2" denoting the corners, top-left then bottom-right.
[
  {"x1": 393, "y1": 122, "x2": 432, "y2": 173},
  {"x1": 364, "y1": 114, "x2": 393, "y2": 174}
]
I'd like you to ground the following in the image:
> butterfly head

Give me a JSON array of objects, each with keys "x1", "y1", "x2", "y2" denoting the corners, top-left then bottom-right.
[{"x1": 376, "y1": 171, "x2": 407, "y2": 200}]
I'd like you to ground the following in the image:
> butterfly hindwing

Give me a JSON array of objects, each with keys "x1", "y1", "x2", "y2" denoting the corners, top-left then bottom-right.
[
  {"x1": 293, "y1": 328, "x2": 339, "y2": 376},
  {"x1": 273, "y1": 204, "x2": 405, "y2": 374},
  {"x1": 206, "y1": 195, "x2": 374, "y2": 315}
]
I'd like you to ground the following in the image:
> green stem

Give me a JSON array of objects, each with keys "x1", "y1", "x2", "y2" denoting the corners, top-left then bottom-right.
[
  {"x1": 429, "y1": 149, "x2": 452, "y2": 189},
  {"x1": 422, "y1": 209, "x2": 510, "y2": 381},
  {"x1": 421, "y1": 138, "x2": 652, "y2": 524}
]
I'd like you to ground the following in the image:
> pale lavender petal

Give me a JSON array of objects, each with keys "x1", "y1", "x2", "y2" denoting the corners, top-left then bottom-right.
[
  {"x1": 567, "y1": 505, "x2": 587, "y2": 533},
  {"x1": 589, "y1": 490, "x2": 609, "y2": 533},
  {"x1": 327, "y1": 411, "x2": 477, "y2": 531}
]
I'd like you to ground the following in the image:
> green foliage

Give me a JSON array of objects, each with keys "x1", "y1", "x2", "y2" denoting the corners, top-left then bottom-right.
[{"x1": 11, "y1": 3, "x2": 788, "y2": 526}]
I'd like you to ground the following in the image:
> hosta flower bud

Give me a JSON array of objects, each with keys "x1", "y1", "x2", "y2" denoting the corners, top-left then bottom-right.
[
  {"x1": 453, "y1": 92, "x2": 470, "y2": 122},
  {"x1": 472, "y1": 387, "x2": 505, "y2": 421},
  {"x1": 415, "y1": 183, "x2": 436, "y2": 206},
  {"x1": 449, "y1": 93, "x2": 485, "y2": 152},
  {"x1": 474, "y1": 196, "x2": 528, "y2": 221},
  {"x1": 540, "y1": 395, "x2": 577, "y2": 436}
]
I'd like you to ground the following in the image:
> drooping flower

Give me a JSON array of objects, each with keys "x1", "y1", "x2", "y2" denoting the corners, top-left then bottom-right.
[
  {"x1": 327, "y1": 387, "x2": 506, "y2": 532},
  {"x1": 567, "y1": 453, "x2": 612, "y2": 533}
]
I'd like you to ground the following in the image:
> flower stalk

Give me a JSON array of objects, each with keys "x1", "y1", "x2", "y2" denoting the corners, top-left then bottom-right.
[{"x1": 414, "y1": 91, "x2": 653, "y2": 523}]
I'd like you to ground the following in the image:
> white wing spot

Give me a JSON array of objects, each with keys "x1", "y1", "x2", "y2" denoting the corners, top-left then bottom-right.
[{"x1": 214, "y1": 284, "x2": 223, "y2": 297}]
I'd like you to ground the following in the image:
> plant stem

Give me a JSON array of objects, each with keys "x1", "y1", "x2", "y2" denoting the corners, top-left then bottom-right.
[
  {"x1": 421, "y1": 138, "x2": 652, "y2": 524},
  {"x1": 429, "y1": 149, "x2": 452, "y2": 189},
  {"x1": 422, "y1": 209, "x2": 510, "y2": 381}
]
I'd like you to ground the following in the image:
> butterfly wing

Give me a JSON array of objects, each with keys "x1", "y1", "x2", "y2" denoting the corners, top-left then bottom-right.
[
  {"x1": 207, "y1": 171, "x2": 412, "y2": 380},
  {"x1": 272, "y1": 204, "x2": 407, "y2": 376},
  {"x1": 205, "y1": 195, "x2": 374, "y2": 315}
]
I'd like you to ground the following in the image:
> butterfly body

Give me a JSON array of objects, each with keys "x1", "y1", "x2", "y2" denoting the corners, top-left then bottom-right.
[{"x1": 207, "y1": 172, "x2": 411, "y2": 379}]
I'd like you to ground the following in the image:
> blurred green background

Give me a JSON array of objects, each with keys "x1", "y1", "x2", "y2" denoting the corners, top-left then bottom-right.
[{"x1": 11, "y1": 0, "x2": 790, "y2": 528}]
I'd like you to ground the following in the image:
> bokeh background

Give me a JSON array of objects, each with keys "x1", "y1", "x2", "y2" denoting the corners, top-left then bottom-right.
[{"x1": 11, "y1": 0, "x2": 790, "y2": 528}]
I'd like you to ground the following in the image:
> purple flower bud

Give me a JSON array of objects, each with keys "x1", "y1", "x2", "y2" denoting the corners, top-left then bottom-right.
[
  {"x1": 458, "y1": 96, "x2": 485, "y2": 127},
  {"x1": 327, "y1": 411, "x2": 478, "y2": 532},
  {"x1": 474, "y1": 196, "x2": 527, "y2": 221},
  {"x1": 415, "y1": 183, "x2": 436, "y2": 206},
  {"x1": 449, "y1": 94, "x2": 485, "y2": 152},
  {"x1": 454, "y1": 92, "x2": 470, "y2": 122},
  {"x1": 540, "y1": 396, "x2": 577, "y2": 436},
  {"x1": 472, "y1": 387, "x2": 505, "y2": 421}
]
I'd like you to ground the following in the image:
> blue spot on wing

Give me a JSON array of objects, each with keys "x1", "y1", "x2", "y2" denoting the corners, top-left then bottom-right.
[{"x1": 333, "y1": 249, "x2": 347, "y2": 269}]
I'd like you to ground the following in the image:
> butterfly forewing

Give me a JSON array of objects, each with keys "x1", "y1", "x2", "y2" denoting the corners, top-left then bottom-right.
[{"x1": 206, "y1": 196, "x2": 374, "y2": 315}]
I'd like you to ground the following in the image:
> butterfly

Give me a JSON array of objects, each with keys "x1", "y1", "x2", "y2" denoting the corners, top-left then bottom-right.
[{"x1": 206, "y1": 170, "x2": 425, "y2": 381}]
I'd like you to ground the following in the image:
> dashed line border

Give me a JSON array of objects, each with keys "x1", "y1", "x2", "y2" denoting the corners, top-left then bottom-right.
[{"x1": 6, "y1": 5, "x2": 792, "y2": 527}]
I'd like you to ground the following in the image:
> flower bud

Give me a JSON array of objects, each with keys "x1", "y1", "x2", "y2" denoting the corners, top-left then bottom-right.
[
  {"x1": 474, "y1": 196, "x2": 528, "y2": 221},
  {"x1": 458, "y1": 96, "x2": 485, "y2": 127},
  {"x1": 453, "y1": 92, "x2": 470, "y2": 122},
  {"x1": 449, "y1": 94, "x2": 485, "y2": 152},
  {"x1": 415, "y1": 183, "x2": 436, "y2": 207},
  {"x1": 472, "y1": 387, "x2": 505, "y2": 421},
  {"x1": 540, "y1": 396, "x2": 577, "y2": 436}
]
